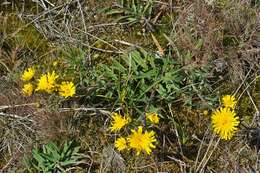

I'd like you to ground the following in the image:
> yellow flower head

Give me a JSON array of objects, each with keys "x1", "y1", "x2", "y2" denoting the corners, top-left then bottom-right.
[
  {"x1": 222, "y1": 95, "x2": 237, "y2": 109},
  {"x1": 128, "y1": 126, "x2": 156, "y2": 155},
  {"x1": 36, "y1": 71, "x2": 58, "y2": 93},
  {"x1": 211, "y1": 107, "x2": 240, "y2": 140},
  {"x1": 22, "y1": 83, "x2": 33, "y2": 96},
  {"x1": 146, "y1": 112, "x2": 160, "y2": 124},
  {"x1": 52, "y1": 61, "x2": 58, "y2": 67},
  {"x1": 203, "y1": 110, "x2": 208, "y2": 116},
  {"x1": 21, "y1": 67, "x2": 35, "y2": 81},
  {"x1": 109, "y1": 113, "x2": 130, "y2": 132},
  {"x1": 115, "y1": 137, "x2": 127, "y2": 151},
  {"x1": 59, "y1": 81, "x2": 76, "y2": 98}
]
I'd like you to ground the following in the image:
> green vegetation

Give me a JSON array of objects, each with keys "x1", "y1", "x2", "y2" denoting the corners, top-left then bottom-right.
[
  {"x1": 0, "y1": 0, "x2": 259, "y2": 172},
  {"x1": 89, "y1": 49, "x2": 215, "y2": 112},
  {"x1": 104, "y1": 0, "x2": 155, "y2": 29},
  {"x1": 24, "y1": 141, "x2": 84, "y2": 173}
]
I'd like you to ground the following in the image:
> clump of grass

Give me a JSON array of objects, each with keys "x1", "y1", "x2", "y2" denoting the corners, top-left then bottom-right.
[
  {"x1": 23, "y1": 140, "x2": 85, "y2": 172},
  {"x1": 104, "y1": 0, "x2": 155, "y2": 31},
  {"x1": 84, "y1": 48, "x2": 215, "y2": 113}
]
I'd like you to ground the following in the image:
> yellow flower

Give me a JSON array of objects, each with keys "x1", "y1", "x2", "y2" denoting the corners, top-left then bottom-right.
[
  {"x1": 211, "y1": 107, "x2": 240, "y2": 140},
  {"x1": 21, "y1": 67, "x2": 35, "y2": 81},
  {"x1": 59, "y1": 81, "x2": 76, "y2": 98},
  {"x1": 109, "y1": 113, "x2": 130, "y2": 132},
  {"x1": 146, "y1": 112, "x2": 160, "y2": 124},
  {"x1": 203, "y1": 110, "x2": 208, "y2": 116},
  {"x1": 128, "y1": 126, "x2": 156, "y2": 155},
  {"x1": 115, "y1": 137, "x2": 127, "y2": 151},
  {"x1": 22, "y1": 83, "x2": 33, "y2": 96},
  {"x1": 222, "y1": 95, "x2": 237, "y2": 109},
  {"x1": 53, "y1": 61, "x2": 58, "y2": 67},
  {"x1": 36, "y1": 71, "x2": 58, "y2": 93}
]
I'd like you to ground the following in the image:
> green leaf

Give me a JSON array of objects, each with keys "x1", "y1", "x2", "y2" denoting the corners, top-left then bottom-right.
[
  {"x1": 59, "y1": 160, "x2": 77, "y2": 166},
  {"x1": 131, "y1": 0, "x2": 137, "y2": 13},
  {"x1": 61, "y1": 141, "x2": 69, "y2": 158},
  {"x1": 32, "y1": 149, "x2": 45, "y2": 164},
  {"x1": 114, "y1": 15, "x2": 131, "y2": 23},
  {"x1": 143, "y1": 0, "x2": 153, "y2": 15},
  {"x1": 72, "y1": 146, "x2": 81, "y2": 155},
  {"x1": 131, "y1": 51, "x2": 147, "y2": 69},
  {"x1": 105, "y1": 9, "x2": 125, "y2": 15},
  {"x1": 135, "y1": 69, "x2": 158, "y2": 79},
  {"x1": 45, "y1": 143, "x2": 60, "y2": 161},
  {"x1": 112, "y1": 59, "x2": 127, "y2": 72},
  {"x1": 127, "y1": 17, "x2": 138, "y2": 23},
  {"x1": 23, "y1": 156, "x2": 34, "y2": 173},
  {"x1": 195, "y1": 39, "x2": 203, "y2": 50},
  {"x1": 103, "y1": 66, "x2": 118, "y2": 80}
]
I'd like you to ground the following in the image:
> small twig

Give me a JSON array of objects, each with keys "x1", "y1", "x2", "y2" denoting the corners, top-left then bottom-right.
[
  {"x1": 0, "y1": 103, "x2": 38, "y2": 110},
  {"x1": 76, "y1": 0, "x2": 88, "y2": 42},
  {"x1": 114, "y1": 39, "x2": 141, "y2": 48},
  {"x1": 60, "y1": 107, "x2": 106, "y2": 111},
  {"x1": 0, "y1": 154, "x2": 15, "y2": 173},
  {"x1": 87, "y1": 159, "x2": 94, "y2": 173},
  {"x1": 59, "y1": 107, "x2": 110, "y2": 116},
  {"x1": 75, "y1": 28, "x2": 120, "y2": 51},
  {"x1": 167, "y1": 156, "x2": 187, "y2": 173},
  {"x1": 141, "y1": 0, "x2": 169, "y2": 5},
  {"x1": 88, "y1": 22, "x2": 130, "y2": 29},
  {"x1": 168, "y1": 104, "x2": 184, "y2": 157},
  {"x1": 233, "y1": 67, "x2": 253, "y2": 96},
  {"x1": 0, "y1": 112, "x2": 32, "y2": 120},
  {"x1": 238, "y1": 74, "x2": 259, "y2": 126},
  {"x1": 248, "y1": 90, "x2": 259, "y2": 126},
  {"x1": 195, "y1": 134, "x2": 217, "y2": 172},
  {"x1": 7, "y1": 2, "x2": 69, "y2": 40},
  {"x1": 194, "y1": 128, "x2": 210, "y2": 170},
  {"x1": 32, "y1": 0, "x2": 47, "y2": 10},
  {"x1": 151, "y1": 33, "x2": 164, "y2": 56},
  {"x1": 199, "y1": 137, "x2": 220, "y2": 173},
  {"x1": 43, "y1": 0, "x2": 55, "y2": 7},
  {"x1": 0, "y1": 60, "x2": 11, "y2": 73},
  {"x1": 237, "y1": 75, "x2": 259, "y2": 101},
  {"x1": 132, "y1": 162, "x2": 156, "y2": 170},
  {"x1": 53, "y1": 30, "x2": 123, "y2": 54},
  {"x1": 89, "y1": 46, "x2": 122, "y2": 54}
]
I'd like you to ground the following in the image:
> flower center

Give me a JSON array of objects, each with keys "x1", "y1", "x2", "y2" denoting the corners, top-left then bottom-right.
[{"x1": 221, "y1": 118, "x2": 229, "y2": 126}]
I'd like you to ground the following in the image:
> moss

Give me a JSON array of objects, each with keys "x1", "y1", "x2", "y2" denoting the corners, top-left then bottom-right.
[
  {"x1": 239, "y1": 77, "x2": 259, "y2": 124},
  {"x1": 239, "y1": 96, "x2": 254, "y2": 124},
  {"x1": 255, "y1": 77, "x2": 260, "y2": 106},
  {"x1": 0, "y1": 14, "x2": 53, "y2": 74}
]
